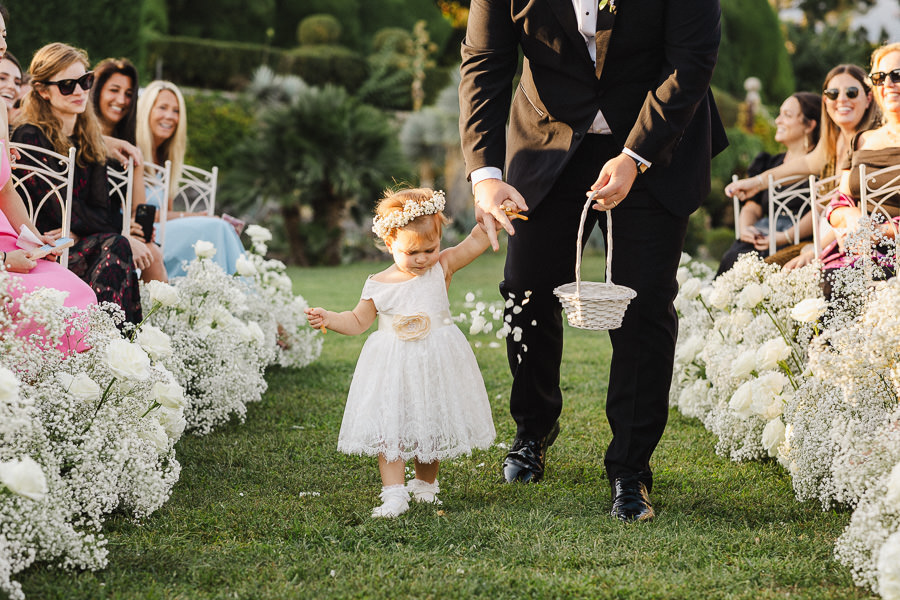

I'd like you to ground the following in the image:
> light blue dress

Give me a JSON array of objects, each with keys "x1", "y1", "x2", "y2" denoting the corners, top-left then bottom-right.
[{"x1": 145, "y1": 182, "x2": 245, "y2": 279}]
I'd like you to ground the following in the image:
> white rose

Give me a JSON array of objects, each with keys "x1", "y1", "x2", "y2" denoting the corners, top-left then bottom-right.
[
  {"x1": 157, "y1": 405, "x2": 187, "y2": 438},
  {"x1": 247, "y1": 321, "x2": 266, "y2": 346},
  {"x1": 708, "y1": 287, "x2": 731, "y2": 310},
  {"x1": 245, "y1": 224, "x2": 273, "y2": 243},
  {"x1": 885, "y1": 462, "x2": 900, "y2": 506},
  {"x1": 235, "y1": 255, "x2": 258, "y2": 277},
  {"x1": 751, "y1": 390, "x2": 784, "y2": 420},
  {"x1": 0, "y1": 456, "x2": 48, "y2": 501},
  {"x1": 29, "y1": 287, "x2": 68, "y2": 308},
  {"x1": 761, "y1": 418, "x2": 786, "y2": 458},
  {"x1": 676, "y1": 267, "x2": 690, "y2": 285},
  {"x1": 465, "y1": 292, "x2": 476, "y2": 303},
  {"x1": 140, "y1": 422, "x2": 170, "y2": 453},
  {"x1": 679, "y1": 252, "x2": 691, "y2": 266},
  {"x1": 729, "y1": 381, "x2": 754, "y2": 419},
  {"x1": 679, "y1": 278, "x2": 703, "y2": 300},
  {"x1": 730, "y1": 349, "x2": 757, "y2": 380},
  {"x1": 675, "y1": 335, "x2": 704, "y2": 364},
  {"x1": 757, "y1": 371, "x2": 788, "y2": 396},
  {"x1": 0, "y1": 366, "x2": 20, "y2": 404},
  {"x1": 790, "y1": 298, "x2": 827, "y2": 323},
  {"x1": 737, "y1": 283, "x2": 768, "y2": 309},
  {"x1": 193, "y1": 240, "x2": 217, "y2": 259},
  {"x1": 137, "y1": 325, "x2": 173, "y2": 361},
  {"x1": 877, "y1": 531, "x2": 900, "y2": 600},
  {"x1": 106, "y1": 338, "x2": 151, "y2": 381},
  {"x1": 57, "y1": 372, "x2": 101, "y2": 402},
  {"x1": 152, "y1": 380, "x2": 186, "y2": 409},
  {"x1": 146, "y1": 280, "x2": 179, "y2": 307},
  {"x1": 756, "y1": 337, "x2": 791, "y2": 371}
]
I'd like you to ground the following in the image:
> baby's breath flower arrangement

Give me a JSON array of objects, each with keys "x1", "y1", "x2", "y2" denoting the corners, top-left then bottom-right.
[{"x1": 673, "y1": 246, "x2": 900, "y2": 599}]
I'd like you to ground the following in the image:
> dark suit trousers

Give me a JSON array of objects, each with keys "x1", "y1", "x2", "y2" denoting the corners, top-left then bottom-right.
[{"x1": 500, "y1": 134, "x2": 689, "y2": 491}]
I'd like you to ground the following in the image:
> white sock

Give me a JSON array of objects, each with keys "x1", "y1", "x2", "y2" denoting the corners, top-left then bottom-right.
[
  {"x1": 371, "y1": 484, "x2": 409, "y2": 518},
  {"x1": 407, "y1": 478, "x2": 442, "y2": 505}
]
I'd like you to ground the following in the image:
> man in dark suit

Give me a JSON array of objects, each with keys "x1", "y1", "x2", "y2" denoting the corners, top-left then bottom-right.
[{"x1": 458, "y1": 0, "x2": 728, "y2": 521}]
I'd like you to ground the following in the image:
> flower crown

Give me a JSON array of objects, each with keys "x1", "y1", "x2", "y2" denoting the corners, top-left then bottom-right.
[{"x1": 371, "y1": 190, "x2": 446, "y2": 240}]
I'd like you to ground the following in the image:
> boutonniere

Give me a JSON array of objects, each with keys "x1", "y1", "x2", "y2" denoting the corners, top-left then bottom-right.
[{"x1": 598, "y1": 0, "x2": 617, "y2": 14}]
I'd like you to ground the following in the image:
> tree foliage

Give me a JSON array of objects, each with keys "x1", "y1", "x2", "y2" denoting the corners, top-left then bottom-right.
[
  {"x1": 784, "y1": 21, "x2": 878, "y2": 93},
  {"x1": 5, "y1": 0, "x2": 146, "y2": 69},
  {"x1": 223, "y1": 75, "x2": 411, "y2": 265},
  {"x1": 715, "y1": 0, "x2": 795, "y2": 105}
]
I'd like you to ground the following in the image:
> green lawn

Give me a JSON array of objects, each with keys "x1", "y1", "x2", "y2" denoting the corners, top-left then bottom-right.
[{"x1": 17, "y1": 250, "x2": 873, "y2": 599}]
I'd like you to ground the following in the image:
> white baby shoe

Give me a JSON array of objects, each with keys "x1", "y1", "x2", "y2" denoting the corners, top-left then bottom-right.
[
  {"x1": 371, "y1": 484, "x2": 410, "y2": 518},
  {"x1": 407, "y1": 478, "x2": 442, "y2": 505}
]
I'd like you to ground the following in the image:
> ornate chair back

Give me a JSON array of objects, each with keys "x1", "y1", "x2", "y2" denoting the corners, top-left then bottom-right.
[
  {"x1": 143, "y1": 160, "x2": 172, "y2": 249},
  {"x1": 809, "y1": 174, "x2": 841, "y2": 258},
  {"x1": 173, "y1": 164, "x2": 217, "y2": 216},
  {"x1": 107, "y1": 159, "x2": 134, "y2": 236},
  {"x1": 858, "y1": 162, "x2": 900, "y2": 265},
  {"x1": 9, "y1": 143, "x2": 76, "y2": 268},
  {"x1": 766, "y1": 174, "x2": 811, "y2": 255}
]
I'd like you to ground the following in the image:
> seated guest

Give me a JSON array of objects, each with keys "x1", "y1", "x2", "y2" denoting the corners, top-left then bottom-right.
[
  {"x1": 136, "y1": 80, "x2": 244, "y2": 278},
  {"x1": 816, "y1": 42, "x2": 900, "y2": 272},
  {"x1": 717, "y1": 92, "x2": 820, "y2": 276},
  {"x1": 0, "y1": 13, "x2": 95, "y2": 352},
  {"x1": 91, "y1": 57, "x2": 167, "y2": 282},
  {"x1": 12, "y1": 42, "x2": 142, "y2": 324},
  {"x1": 0, "y1": 50, "x2": 22, "y2": 116}
]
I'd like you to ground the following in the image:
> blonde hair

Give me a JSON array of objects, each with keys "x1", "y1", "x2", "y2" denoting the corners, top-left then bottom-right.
[
  {"x1": 870, "y1": 42, "x2": 900, "y2": 113},
  {"x1": 374, "y1": 187, "x2": 449, "y2": 247},
  {"x1": 136, "y1": 80, "x2": 187, "y2": 198},
  {"x1": 19, "y1": 42, "x2": 107, "y2": 167}
]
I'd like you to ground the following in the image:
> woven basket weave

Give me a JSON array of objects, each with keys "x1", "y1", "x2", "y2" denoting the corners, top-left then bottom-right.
[{"x1": 553, "y1": 196, "x2": 636, "y2": 331}]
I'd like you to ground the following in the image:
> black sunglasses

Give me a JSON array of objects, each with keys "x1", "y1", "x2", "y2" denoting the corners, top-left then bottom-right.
[
  {"x1": 41, "y1": 71, "x2": 94, "y2": 96},
  {"x1": 822, "y1": 86, "x2": 860, "y2": 101},
  {"x1": 870, "y1": 68, "x2": 900, "y2": 86}
]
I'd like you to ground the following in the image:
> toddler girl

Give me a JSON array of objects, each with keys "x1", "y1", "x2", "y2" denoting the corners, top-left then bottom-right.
[{"x1": 305, "y1": 188, "x2": 496, "y2": 518}]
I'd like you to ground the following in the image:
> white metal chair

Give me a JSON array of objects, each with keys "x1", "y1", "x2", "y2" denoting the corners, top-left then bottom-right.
[
  {"x1": 808, "y1": 174, "x2": 841, "y2": 257},
  {"x1": 107, "y1": 159, "x2": 134, "y2": 236},
  {"x1": 173, "y1": 164, "x2": 217, "y2": 216},
  {"x1": 765, "y1": 174, "x2": 810, "y2": 255},
  {"x1": 143, "y1": 160, "x2": 172, "y2": 249},
  {"x1": 858, "y1": 163, "x2": 900, "y2": 265},
  {"x1": 9, "y1": 142, "x2": 76, "y2": 268}
]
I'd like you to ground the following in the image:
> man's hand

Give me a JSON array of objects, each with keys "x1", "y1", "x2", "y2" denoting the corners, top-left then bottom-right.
[
  {"x1": 473, "y1": 178, "x2": 527, "y2": 251},
  {"x1": 588, "y1": 153, "x2": 638, "y2": 211}
]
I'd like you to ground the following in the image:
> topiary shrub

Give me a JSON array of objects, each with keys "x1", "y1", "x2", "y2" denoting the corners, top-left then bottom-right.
[
  {"x1": 297, "y1": 14, "x2": 342, "y2": 46},
  {"x1": 278, "y1": 45, "x2": 367, "y2": 90}
]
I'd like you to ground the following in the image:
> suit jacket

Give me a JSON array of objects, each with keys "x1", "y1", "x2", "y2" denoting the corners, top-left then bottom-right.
[{"x1": 459, "y1": 0, "x2": 729, "y2": 217}]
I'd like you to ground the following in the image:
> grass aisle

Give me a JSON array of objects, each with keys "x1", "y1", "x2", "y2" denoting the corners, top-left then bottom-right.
[{"x1": 19, "y1": 251, "x2": 873, "y2": 599}]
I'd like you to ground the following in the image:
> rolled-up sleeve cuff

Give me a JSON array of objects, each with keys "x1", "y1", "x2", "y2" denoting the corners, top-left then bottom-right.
[{"x1": 470, "y1": 166, "x2": 503, "y2": 192}]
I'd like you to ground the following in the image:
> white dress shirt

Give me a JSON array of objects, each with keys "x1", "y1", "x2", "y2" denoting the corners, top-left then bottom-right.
[{"x1": 470, "y1": 0, "x2": 650, "y2": 189}]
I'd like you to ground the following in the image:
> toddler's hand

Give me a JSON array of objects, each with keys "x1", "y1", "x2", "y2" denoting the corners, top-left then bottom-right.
[{"x1": 305, "y1": 307, "x2": 329, "y2": 333}]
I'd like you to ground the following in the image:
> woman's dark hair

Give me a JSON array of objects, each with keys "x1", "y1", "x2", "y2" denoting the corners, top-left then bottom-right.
[
  {"x1": 91, "y1": 57, "x2": 139, "y2": 143},
  {"x1": 0, "y1": 4, "x2": 9, "y2": 25},
  {"x1": 791, "y1": 91, "x2": 822, "y2": 148}
]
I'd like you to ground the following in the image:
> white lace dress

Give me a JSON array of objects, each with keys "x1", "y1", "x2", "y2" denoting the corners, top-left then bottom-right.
[{"x1": 338, "y1": 262, "x2": 495, "y2": 463}]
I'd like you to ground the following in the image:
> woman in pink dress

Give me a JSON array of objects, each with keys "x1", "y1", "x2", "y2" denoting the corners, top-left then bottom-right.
[{"x1": 0, "y1": 8, "x2": 96, "y2": 351}]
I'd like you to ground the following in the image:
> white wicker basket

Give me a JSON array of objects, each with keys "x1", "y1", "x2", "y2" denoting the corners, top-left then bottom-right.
[{"x1": 553, "y1": 196, "x2": 636, "y2": 330}]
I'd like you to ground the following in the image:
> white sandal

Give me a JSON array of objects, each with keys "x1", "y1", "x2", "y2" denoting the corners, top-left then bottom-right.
[
  {"x1": 407, "y1": 478, "x2": 442, "y2": 505},
  {"x1": 371, "y1": 484, "x2": 410, "y2": 518}
]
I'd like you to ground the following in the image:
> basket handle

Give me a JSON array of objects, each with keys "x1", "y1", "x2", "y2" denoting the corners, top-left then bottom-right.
[{"x1": 575, "y1": 194, "x2": 614, "y2": 297}]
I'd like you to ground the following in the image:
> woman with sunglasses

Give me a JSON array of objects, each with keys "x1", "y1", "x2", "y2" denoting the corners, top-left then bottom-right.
[
  {"x1": 11, "y1": 42, "x2": 143, "y2": 324},
  {"x1": 0, "y1": 10, "x2": 97, "y2": 351},
  {"x1": 725, "y1": 65, "x2": 880, "y2": 203},
  {"x1": 90, "y1": 57, "x2": 167, "y2": 283},
  {"x1": 811, "y1": 42, "x2": 900, "y2": 273},
  {"x1": 716, "y1": 91, "x2": 821, "y2": 276},
  {"x1": 135, "y1": 80, "x2": 245, "y2": 279}
]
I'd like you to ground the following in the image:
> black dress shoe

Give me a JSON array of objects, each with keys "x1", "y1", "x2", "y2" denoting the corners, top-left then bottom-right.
[
  {"x1": 502, "y1": 421, "x2": 560, "y2": 483},
  {"x1": 610, "y1": 474, "x2": 654, "y2": 522}
]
